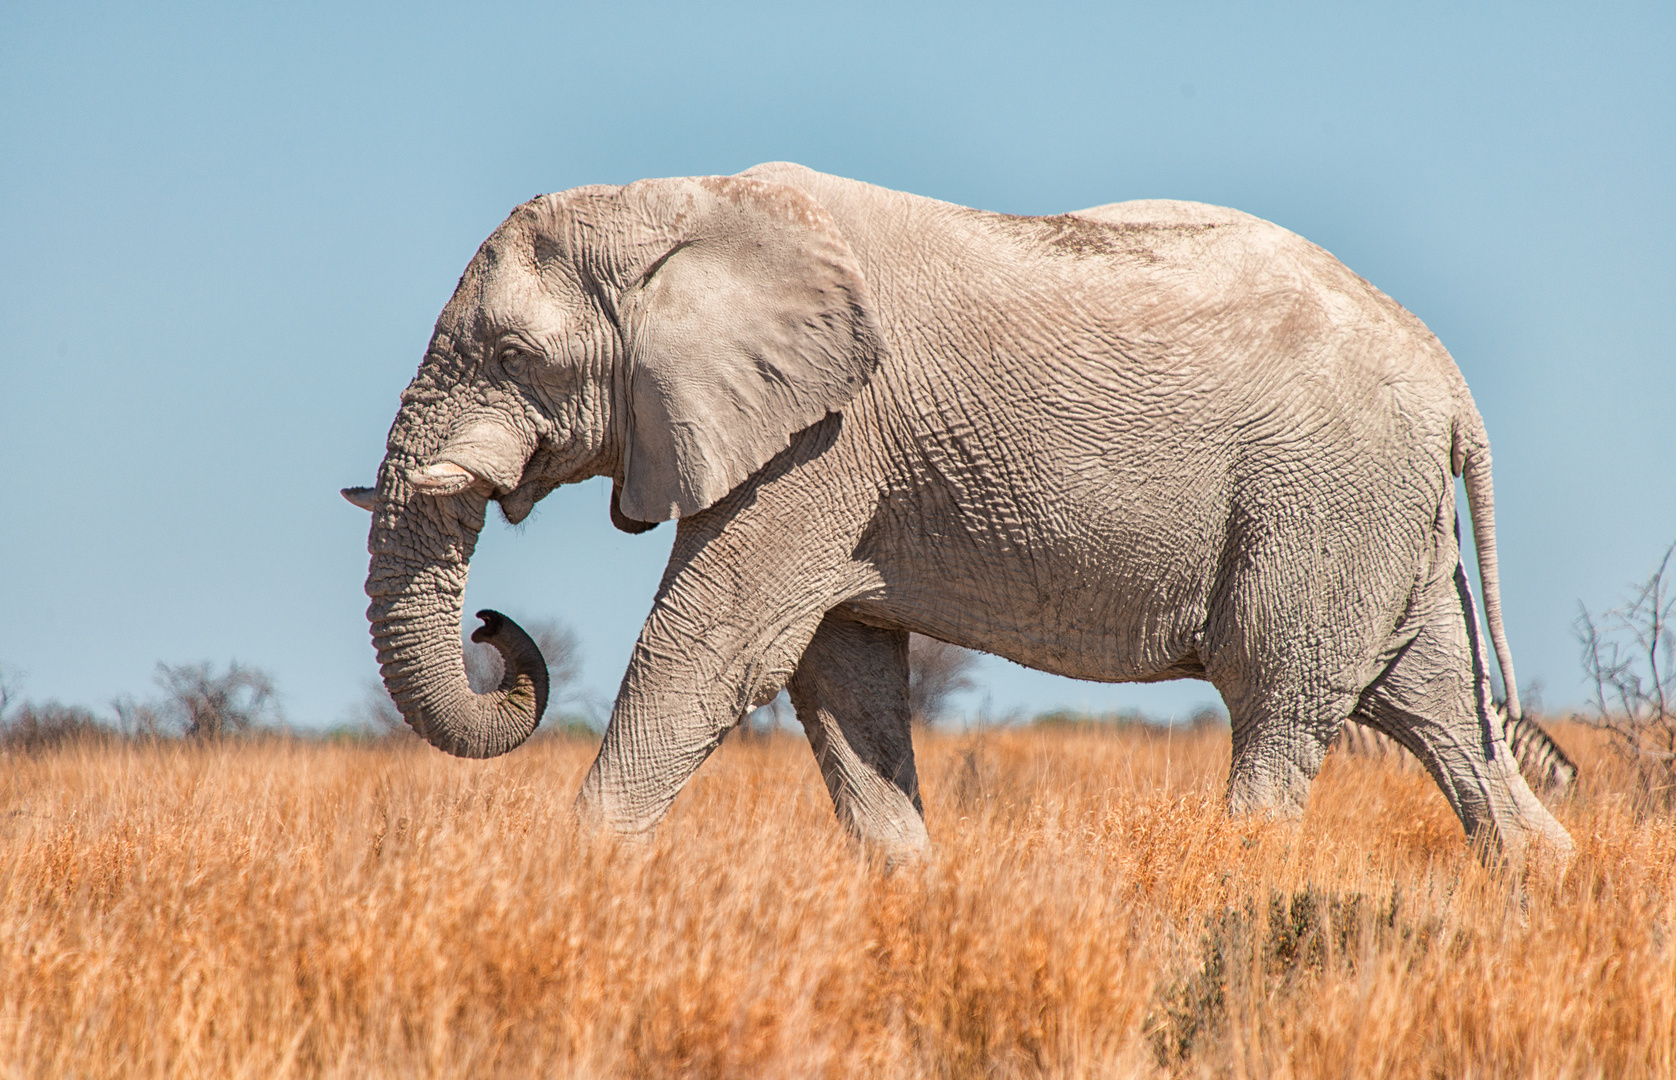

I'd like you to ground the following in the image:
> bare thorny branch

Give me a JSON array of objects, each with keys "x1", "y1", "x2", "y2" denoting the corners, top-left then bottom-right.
[
  {"x1": 0, "y1": 664, "x2": 18, "y2": 724},
  {"x1": 1576, "y1": 540, "x2": 1676, "y2": 805},
  {"x1": 909, "y1": 635, "x2": 982, "y2": 726}
]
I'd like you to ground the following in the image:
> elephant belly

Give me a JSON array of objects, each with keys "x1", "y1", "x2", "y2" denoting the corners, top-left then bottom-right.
[{"x1": 843, "y1": 498, "x2": 1222, "y2": 686}]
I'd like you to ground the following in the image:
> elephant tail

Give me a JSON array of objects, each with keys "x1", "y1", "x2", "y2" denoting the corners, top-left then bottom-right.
[{"x1": 1453, "y1": 408, "x2": 1522, "y2": 722}]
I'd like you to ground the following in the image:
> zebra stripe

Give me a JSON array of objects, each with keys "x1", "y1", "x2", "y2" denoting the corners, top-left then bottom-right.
[{"x1": 1335, "y1": 705, "x2": 1577, "y2": 797}]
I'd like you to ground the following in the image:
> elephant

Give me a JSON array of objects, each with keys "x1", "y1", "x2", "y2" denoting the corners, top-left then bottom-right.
[{"x1": 343, "y1": 162, "x2": 1574, "y2": 866}]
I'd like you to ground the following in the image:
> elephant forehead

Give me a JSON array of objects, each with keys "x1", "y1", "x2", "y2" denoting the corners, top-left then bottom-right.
[
  {"x1": 477, "y1": 264, "x2": 549, "y2": 323},
  {"x1": 451, "y1": 242, "x2": 574, "y2": 341}
]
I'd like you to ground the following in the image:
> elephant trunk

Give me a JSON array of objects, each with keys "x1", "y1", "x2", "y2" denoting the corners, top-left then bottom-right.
[{"x1": 365, "y1": 461, "x2": 547, "y2": 758}]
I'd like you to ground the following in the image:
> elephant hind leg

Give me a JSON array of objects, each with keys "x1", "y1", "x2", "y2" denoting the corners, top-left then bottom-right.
[
  {"x1": 1354, "y1": 564, "x2": 1573, "y2": 864},
  {"x1": 1202, "y1": 525, "x2": 1371, "y2": 821},
  {"x1": 1222, "y1": 680, "x2": 1360, "y2": 822},
  {"x1": 787, "y1": 614, "x2": 929, "y2": 861}
]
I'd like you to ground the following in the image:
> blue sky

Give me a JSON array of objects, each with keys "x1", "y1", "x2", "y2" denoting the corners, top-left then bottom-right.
[{"x1": 1, "y1": 1, "x2": 1671, "y2": 727}]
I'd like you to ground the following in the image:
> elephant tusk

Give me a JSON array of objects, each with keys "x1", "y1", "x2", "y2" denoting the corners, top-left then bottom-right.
[
  {"x1": 341, "y1": 486, "x2": 377, "y2": 511},
  {"x1": 409, "y1": 460, "x2": 490, "y2": 496}
]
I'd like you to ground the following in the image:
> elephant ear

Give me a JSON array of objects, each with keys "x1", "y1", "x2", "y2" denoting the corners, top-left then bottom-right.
[{"x1": 615, "y1": 176, "x2": 885, "y2": 523}]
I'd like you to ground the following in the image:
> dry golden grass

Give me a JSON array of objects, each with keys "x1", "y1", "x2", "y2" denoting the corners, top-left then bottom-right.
[{"x1": 1, "y1": 721, "x2": 1671, "y2": 1079}]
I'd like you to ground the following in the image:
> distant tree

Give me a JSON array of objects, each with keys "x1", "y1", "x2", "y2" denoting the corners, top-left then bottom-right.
[
  {"x1": 0, "y1": 701, "x2": 112, "y2": 752},
  {"x1": 1576, "y1": 540, "x2": 1676, "y2": 809},
  {"x1": 1, "y1": 666, "x2": 121, "y2": 752},
  {"x1": 111, "y1": 694, "x2": 165, "y2": 739},
  {"x1": 1188, "y1": 707, "x2": 1229, "y2": 730},
  {"x1": 154, "y1": 661, "x2": 280, "y2": 740},
  {"x1": 908, "y1": 634, "x2": 981, "y2": 725}
]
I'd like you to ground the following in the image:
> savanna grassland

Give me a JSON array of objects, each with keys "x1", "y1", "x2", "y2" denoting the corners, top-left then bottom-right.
[{"x1": 1, "y1": 722, "x2": 1671, "y2": 1079}]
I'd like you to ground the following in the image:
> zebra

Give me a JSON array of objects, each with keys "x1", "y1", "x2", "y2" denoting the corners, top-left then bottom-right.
[{"x1": 1336, "y1": 704, "x2": 1577, "y2": 798}]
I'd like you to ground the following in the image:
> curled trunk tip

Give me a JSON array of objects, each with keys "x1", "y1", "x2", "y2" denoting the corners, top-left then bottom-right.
[{"x1": 472, "y1": 608, "x2": 551, "y2": 723}]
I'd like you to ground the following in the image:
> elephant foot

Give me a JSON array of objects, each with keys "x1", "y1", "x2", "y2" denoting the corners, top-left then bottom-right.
[
  {"x1": 849, "y1": 813, "x2": 932, "y2": 871},
  {"x1": 1225, "y1": 756, "x2": 1315, "y2": 822}
]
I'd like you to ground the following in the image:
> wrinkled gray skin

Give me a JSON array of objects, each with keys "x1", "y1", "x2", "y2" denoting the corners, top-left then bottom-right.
[{"x1": 348, "y1": 163, "x2": 1573, "y2": 866}]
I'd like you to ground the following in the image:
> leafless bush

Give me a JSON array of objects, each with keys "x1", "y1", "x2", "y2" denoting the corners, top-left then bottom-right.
[
  {"x1": 1, "y1": 666, "x2": 124, "y2": 752},
  {"x1": 909, "y1": 634, "x2": 981, "y2": 725},
  {"x1": 0, "y1": 664, "x2": 19, "y2": 726},
  {"x1": 154, "y1": 661, "x2": 281, "y2": 740},
  {"x1": 0, "y1": 701, "x2": 114, "y2": 752},
  {"x1": 0, "y1": 661, "x2": 281, "y2": 748},
  {"x1": 1576, "y1": 540, "x2": 1676, "y2": 808},
  {"x1": 111, "y1": 695, "x2": 165, "y2": 739}
]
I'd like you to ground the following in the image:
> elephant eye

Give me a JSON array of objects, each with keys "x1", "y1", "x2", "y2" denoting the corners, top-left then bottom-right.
[{"x1": 498, "y1": 347, "x2": 533, "y2": 376}]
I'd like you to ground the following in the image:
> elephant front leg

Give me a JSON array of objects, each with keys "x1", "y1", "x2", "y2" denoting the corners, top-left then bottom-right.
[
  {"x1": 788, "y1": 614, "x2": 930, "y2": 860},
  {"x1": 575, "y1": 598, "x2": 829, "y2": 837},
  {"x1": 572, "y1": 444, "x2": 883, "y2": 840}
]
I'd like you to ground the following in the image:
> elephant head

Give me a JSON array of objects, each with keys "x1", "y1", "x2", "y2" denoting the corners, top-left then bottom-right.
[{"x1": 348, "y1": 174, "x2": 886, "y2": 757}]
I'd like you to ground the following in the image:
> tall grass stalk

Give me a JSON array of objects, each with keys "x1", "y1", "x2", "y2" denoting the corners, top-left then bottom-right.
[{"x1": 1, "y1": 724, "x2": 1670, "y2": 1078}]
